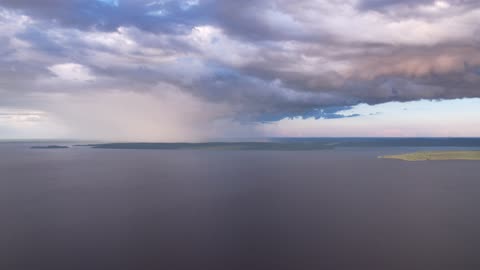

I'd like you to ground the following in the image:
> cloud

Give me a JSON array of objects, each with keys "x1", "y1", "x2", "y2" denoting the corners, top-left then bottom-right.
[
  {"x1": 0, "y1": 107, "x2": 66, "y2": 138},
  {"x1": 48, "y1": 63, "x2": 95, "y2": 82},
  {"x1": 0, "y1": 1, "x2": 480, "y2": 139},
  {"x1": 0, "y1": 109, "x2": 45, "y2": 122},
  {"x1": 97, "y1": 0, "x2": 119, "y2": 7},
  {"x1": 356, "y1": 0, "x2": 480, "y2": 12}
]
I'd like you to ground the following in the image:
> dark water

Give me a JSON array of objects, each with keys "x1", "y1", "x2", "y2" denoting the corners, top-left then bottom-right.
[{"x1": 1, "y1": 143, "x2": 480, "y2": 270}]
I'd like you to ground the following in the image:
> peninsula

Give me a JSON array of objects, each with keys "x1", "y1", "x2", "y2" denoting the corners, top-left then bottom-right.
[{"x1": 381, "y1": 151, "x2": 480, "y2": 161}]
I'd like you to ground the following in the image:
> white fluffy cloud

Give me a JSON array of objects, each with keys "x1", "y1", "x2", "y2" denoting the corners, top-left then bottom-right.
[{"x1": 48, "y1": 63, "x2": 95, "y2": 82}]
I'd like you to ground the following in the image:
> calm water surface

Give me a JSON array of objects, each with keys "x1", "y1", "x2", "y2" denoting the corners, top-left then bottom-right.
[{"x1": 1, "y1": 143, "x2": 480, "y2": 269}]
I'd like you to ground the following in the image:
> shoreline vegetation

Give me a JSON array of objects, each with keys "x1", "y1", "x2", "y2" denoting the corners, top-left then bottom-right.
[
  {"x1": 380, "y1": 151, "x2": 480, "y2": 161},
  {"x1": 31, "y1": 145, "x2": 69, "y2": 149}
]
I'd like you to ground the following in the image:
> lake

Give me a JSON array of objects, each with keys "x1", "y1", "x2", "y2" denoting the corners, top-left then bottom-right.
[{"x1": 1, "y1": 142, "x2": 480, "y2": 269}]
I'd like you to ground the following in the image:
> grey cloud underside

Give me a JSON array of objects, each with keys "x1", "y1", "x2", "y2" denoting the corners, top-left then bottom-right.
[
  {"x1": 357, "y1": 0, "x2": 480, "y2": 10},
  {"x1": 0, "y1": 0, "x2": 210, "y2": 33},
  {"x1": 1, "y1": 0, "x2": 480, "y2": 122}
]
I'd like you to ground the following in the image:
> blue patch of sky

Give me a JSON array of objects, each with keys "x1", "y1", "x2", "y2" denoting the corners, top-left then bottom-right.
[
  {"x1": 261, "y1": 98, "x2": 480, "y2": 124},
  {"x1": 339, "y1": 98, "x2": 480, "y2": 121},
  {"x1": 97, "y1": 0, "x2": 119, "y2": 7}
]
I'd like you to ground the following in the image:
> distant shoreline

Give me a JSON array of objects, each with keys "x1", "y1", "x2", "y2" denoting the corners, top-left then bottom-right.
[
  {"x1": 80, "y1": 139, "x2": 480, "y2": 151},
  {"x1": 26, "y1": 138, "x2": 480, "y2": 151},
  {"x1": 380, "y1": 151, "x2": 480, "y2": 161},
  {"x1": 31, "y1": 145, "x2": 69, "y2": 149}
]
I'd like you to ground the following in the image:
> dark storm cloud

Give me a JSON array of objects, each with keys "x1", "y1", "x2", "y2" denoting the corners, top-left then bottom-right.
[
  {"x1": 357, "y1": 0, "x2": 480, "y2": 10},
  {"x1": 0, "y1": 0, "x2": 311, "y2": 40},
  {"x1": 259, "y1": 106, "x2": 361, "y2": 122},
  {"x1": 1, "y1": 0, "x2": 480, "y2": 122},
  {"x1": 0, "y1": 0, "x2": 211, "y2": 33},
  {"x1": 356, "y1": 0, "x2": 435, "y2": 10}
]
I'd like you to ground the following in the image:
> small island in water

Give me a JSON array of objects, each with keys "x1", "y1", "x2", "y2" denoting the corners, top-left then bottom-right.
[
  {"x1": 31, "y1": 145, "x2": 69, "y2": 149},
  {"x1": 381, "y1": 151, "x2": 480, "y2": 161}
]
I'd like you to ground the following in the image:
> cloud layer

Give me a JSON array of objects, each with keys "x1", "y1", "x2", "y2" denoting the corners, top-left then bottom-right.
[{"x1": 0, "y1": 0, "x2": 479, "y2": 139}]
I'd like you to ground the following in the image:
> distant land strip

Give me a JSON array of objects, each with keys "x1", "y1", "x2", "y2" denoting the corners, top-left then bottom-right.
[
  {"x1": 80, "y1": 138, "x2": 480, "y2": 150},
  {"x1": 31, "y1": 145, "x2": 69, "y2": 149},
  {"x1": 85, "y1": 142, "x2": 335, "y2": 151},
  {"x1": 380, "y1": 151, "x2": 480, "y2": 161}
]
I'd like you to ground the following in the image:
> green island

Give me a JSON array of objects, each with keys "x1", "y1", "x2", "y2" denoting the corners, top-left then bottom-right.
[{"x1": 380, "y1": 151, "x2": 480, "y2": 161}]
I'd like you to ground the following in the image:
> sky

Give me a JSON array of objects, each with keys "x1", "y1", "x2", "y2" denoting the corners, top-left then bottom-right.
[{"x1": 0, "y1": 0, "x2": 479, "y2": 141}]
